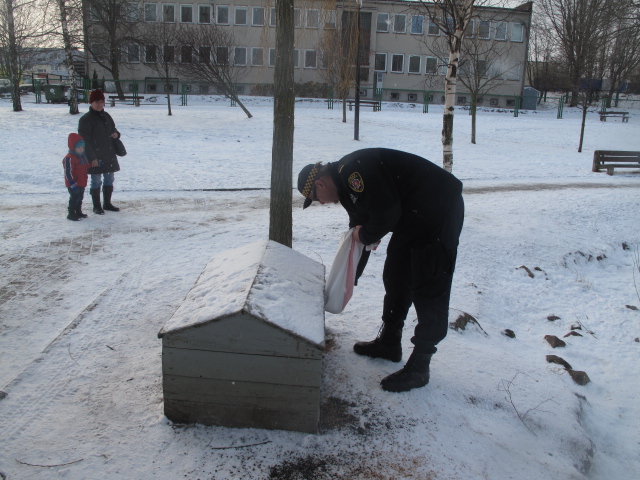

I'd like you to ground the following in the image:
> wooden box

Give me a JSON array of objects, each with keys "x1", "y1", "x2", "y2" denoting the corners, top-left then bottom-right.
[{"x1": 158, "y1": 240, "x2": 325, "y2": 434}]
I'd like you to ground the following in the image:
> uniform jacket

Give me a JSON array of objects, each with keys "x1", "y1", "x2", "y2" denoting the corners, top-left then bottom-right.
[
  {"x1": 329, "y1": 148, "x2": 463, "y2": 247},
  {"x1": 78, "y1": 107, "x2": 121, "y2": 174},
  {"x1": 63, "y1": 133, "x2": 89, "y2": 188}
]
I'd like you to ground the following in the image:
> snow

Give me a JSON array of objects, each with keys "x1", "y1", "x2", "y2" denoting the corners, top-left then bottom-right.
[
  {"x1": 0, "y1": 94, "x2": 639, "y2": 480},
  {"x1": 159, "y1": 239, "x2": 325, "y2": 346}
]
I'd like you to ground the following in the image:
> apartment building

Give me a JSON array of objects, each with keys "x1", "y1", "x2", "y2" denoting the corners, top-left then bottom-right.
[{"x1": 90, "y1": 1, "x2": 532, "y2": 107}]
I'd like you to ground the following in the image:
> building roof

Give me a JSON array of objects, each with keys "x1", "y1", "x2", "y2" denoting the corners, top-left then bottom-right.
[{"x1": 158, "y1": 240, "x2": 326, "y2": 347}]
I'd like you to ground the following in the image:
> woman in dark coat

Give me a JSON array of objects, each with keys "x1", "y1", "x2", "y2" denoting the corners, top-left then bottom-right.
[{"x1": 78, "y1": 89, "x2": 121, "y2": 214}]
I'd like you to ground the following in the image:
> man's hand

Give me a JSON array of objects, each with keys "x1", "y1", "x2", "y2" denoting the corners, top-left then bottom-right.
[
  {"x1": 353, "y1": 226, "x2": 363, "y2": 244},
  {"x1": 92, "y1": 160, "x2": 99, "y2": 167}
]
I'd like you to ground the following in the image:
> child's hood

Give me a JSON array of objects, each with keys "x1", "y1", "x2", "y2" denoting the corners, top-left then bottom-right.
[{"x1": 68, "y1": 133, "x2": 85, "y2": 151}]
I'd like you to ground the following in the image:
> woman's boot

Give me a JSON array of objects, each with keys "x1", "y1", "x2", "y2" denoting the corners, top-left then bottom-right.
[
  {"x1": 102, "y1": 185, "x2": 120, "y2": 212},
  {"x1": 91, "y1": 188, "x2": 104, "y2": 215}
]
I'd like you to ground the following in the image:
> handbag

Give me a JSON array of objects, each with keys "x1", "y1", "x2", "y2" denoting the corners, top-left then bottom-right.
[{"x1": 112, "y1": 137, "x2": 127, "y2": 157}]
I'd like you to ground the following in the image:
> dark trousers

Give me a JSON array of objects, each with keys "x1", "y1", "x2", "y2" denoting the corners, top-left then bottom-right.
[
  {"x1": 67, "y1": 187, "x2": 85, "y2": 213},
  {"x1": 382, "y1": 195, "x2": 465, "y2": 354}
]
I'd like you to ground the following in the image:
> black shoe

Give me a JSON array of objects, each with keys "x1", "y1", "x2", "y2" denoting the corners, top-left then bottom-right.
[
  {"x1": 353, "y1": 323, "x2": 403, "y2": 362},
  {"x1": 90, "y1": 188, "x2": 104, "y2": 215},
  {"x1": 381, "y1": 350, "x2": 432, "y2": 393},
  {"x1": 67, "y1": 212, "x2": 81, "y2": 221},
  {"x1": 102, "y1": 186, "x2": 120, "y2": 212},
  {"x1": 76, "y1": 209, "x2": 88, "y2": 218}
]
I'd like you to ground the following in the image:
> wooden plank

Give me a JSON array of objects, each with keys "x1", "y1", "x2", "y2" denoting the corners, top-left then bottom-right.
[
  {"x1": 161, "y1": 314, "x2": 323, "y2": 360},
  {"x1": 163, "y1": 375, "x2": 319, "y2": 410},
  {"x1": 164, "y1": 398, "x2": 319, "y2": 433},
  {"x1": 162, "y1": 347, "x2": 321, "y2": 387}
]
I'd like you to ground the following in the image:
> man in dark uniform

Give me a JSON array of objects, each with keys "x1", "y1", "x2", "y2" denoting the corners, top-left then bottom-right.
[{"x1": 298, "y1": 148, "x2": 464, "y2": 392}]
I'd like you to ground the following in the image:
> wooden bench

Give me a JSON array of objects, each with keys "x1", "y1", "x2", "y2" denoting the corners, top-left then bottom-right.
[
  {"x1": 599, "y1": 111, "x2": 629, "y2": 122},
  {"x1": 346, "y1": 99, "x2": 381, "y2": 111},
  {"x1": 592, "y1": 150, "x2": 640, "y2": 175},
  {"x1": 108, "y1": 95, "x2": 144, "y2": 106}
]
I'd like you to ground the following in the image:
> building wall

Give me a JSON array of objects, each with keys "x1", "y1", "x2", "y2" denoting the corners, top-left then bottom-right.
[{"x1": 90, "y1": 1, "x2": 532, "y2": 106}]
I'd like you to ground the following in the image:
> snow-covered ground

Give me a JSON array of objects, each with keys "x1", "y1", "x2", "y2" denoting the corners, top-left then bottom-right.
[{"x1": 0, "y1": 94, "x2": 638, "y2": 480}]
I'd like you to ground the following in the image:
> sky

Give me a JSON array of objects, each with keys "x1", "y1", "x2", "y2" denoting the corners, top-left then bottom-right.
[{"x1": 0, "y1": 93, "x2": 639, "y2": 480}]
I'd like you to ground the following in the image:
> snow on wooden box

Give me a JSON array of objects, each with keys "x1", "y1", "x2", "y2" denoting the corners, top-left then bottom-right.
[{"x1": 158, "y1": 240, "x2": 325, "y2": 434}]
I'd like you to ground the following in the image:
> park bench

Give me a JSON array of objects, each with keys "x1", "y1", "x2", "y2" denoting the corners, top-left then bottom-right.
[
  {"x1": 598, "y1": 111, "x2": 629, "y2": 122},
  {"x1": 592, "y1": 150, "x2": 640, "y2": 176},
  {"x1": 108, "y1": 95, "x2": 144, "y2": 107},
  {"x1": 346, "y1": 99, "x2": 381, "y2": 112}
]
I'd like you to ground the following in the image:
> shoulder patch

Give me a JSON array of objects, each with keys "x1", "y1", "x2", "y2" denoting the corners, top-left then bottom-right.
[{"x1": 348, "y1": 172, "x2": 364, "y2": 193}]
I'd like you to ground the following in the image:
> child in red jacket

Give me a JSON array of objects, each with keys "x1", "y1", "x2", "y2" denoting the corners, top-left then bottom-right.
[{"x1": 63, "y1": 133, "x2": 90, "y2": 221}]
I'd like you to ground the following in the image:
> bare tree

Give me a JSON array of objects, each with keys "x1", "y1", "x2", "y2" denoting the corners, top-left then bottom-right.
[
  {"x1": 603, "y1": 10, "x2": 640, "y2": 106},
  {"x1": 538, "y1": 0, "x2": 622, "y2": 108},
  {"x1": 415, "y1": 0, "x2": 477, "y2": 172},
  {"x1": 269, "y1": 0, "x2": 295, "y2": 247},
  {"x1": 316, "y1": 8, "x2": 360, "y2": 123},
  {"x1": 173, "y1": 23, "x2": 252, "y2": 118},
  {"x1": 83, "y1": 0, "x2": 142, "y2": 98},
  {"x1": 0, "y1": 0, "x2": 55, "y2": 111},
  {"x1": 56, "y1": 0, "x2": 81, "y2": 114}
]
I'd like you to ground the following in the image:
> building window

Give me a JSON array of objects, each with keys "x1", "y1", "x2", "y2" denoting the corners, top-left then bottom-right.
[
  {"x1": 251, "y1": 47, "x2": 264, "y2": 66},
  {"x1": 270, "y1": 7, "x2": 276, "y2": 27},
  {"x1": 324, "y1": 10, "x2": 336, "y2": 29},
  {"x1": 199, "y1": 46, "x2": 211, "y2": 63},
  {"x1": 252, "y1": 7, "x2": 264, "y2": 26},
  {"x1": 476, "y1": 59, "x2": 487, "y2": 77},
  {"x1": 374, "y1": 53, "x2": 386, "y2": 72},
  {"x1": 511, "y1": 22, "x2": 524, "y2": 42},
  {"x1": 199, "y1": 5, "x2": 211, "y2": 24},
  {"x1": 506, "y1": 98, "x2": 515, "y2": 107},
  {"x1": 428, "y1": 18, "x2": 439, "y2": 35},
  {"x1": 391, "y1": 54, "x2": 404, "y2": 73},
  {"x1": 216, "y1": 5, "x2": 229, "y2": 25},
  {"x1": 144, "y1": 45, "x2": 157, "y2": 63},
  {"x1": 304, "y1": 49, "x2": 317, "y2": 68},
  {"x1": 319, "y1": 51, "x2": 328, "y2": 69},
  {"x1": 235, "y1": 85, "x2": 245, "y2": 94},
  {"x1": 147, "y1": 84, "x2": 157, "y2": 93},
  {"x1": 477, "y1": 97, "x2": 483, "y2": 105},
  {"x1": 390, "y1": 92, "x2": 400, "y2": 100},
  {"x1": 199, "y1": 85, "x2": 209, "y2": 94},
  {"x1": 294, "y1": 8, "x2": 301, "y2": 28},
  {"x1": 377, "y1": 13, "x2": 389, "y2": 32},
  {"x1": 181, "y1": 5, "x2": 193, "y2": 23},
  {"x1": 144, "y1": 3, "x2": 157, "y2": 22},
  {"x1": 181, "y1": 45, "x2": 192, "y2": 63},
  {"x1": 162, "y1": 4, "x2": 175, "y2": 23},
  {"x1": 269, "y1": 48, "x2": 276, "y2": 67},
  {"x1": 411, "y1": 15, "x2": 423, "y2": 35},
  {"x1": 495, "y1": 22, "x2": 507, "y2": 40},
  {"x1": 235, "y1": 7, "x2": 247, "y2": 25},
  {"x1": 425, "y1": 56, "x2": 437, "y2": 74},
  {"x1": 465, "y1": 19, "x2": 475, "y2": 38},
  {"x1": 478, "y1": 21, "x2": 490, "y2": 39},
  {"x1": 307, "y1": 9, "x2": 319, "y2": 28},
  {"x1": 393, "y1": 14, "x2": 406, "y2": 33},
  {"x1": 234, "y1": 47, "x2": 247, "y2": 65},
  {"x1": 458, "y1": 96, "x2": 467, "y2": 104},
  {"x1": 408, "y1": 93, "x2": 417, "y2": 102},
  {"x1": 216, "y1": 47, "x2": 228, "y2": 65},
  {"x1": 163, "y1": 45, "x2": 175, "y2": 63},
  {"x1": 490, "y1": 97, "x2": 499, "y2": 106},
  {"x1": 127, "y1": 44, "x2": 140, "y2": 63},
  {"x1": 408, "y1": 55, "x2": 421, "y2": 74},
  {"x1": 124, "y1": 2, "x2": 139, "y2": 22},
  {"x1": 507, "y1": 64, "x2": 520, "y2": 81},
  {"x1": 293, "y1": 49, "x2": 299, "y2": 68}
]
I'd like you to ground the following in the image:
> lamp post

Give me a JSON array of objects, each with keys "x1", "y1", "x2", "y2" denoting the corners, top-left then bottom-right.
[{"x1": 354, "y1": 0, "x2": 362, "y2": 141}]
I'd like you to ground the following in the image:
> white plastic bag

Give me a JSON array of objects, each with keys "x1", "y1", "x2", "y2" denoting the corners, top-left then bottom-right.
[{"x1": 325, "y1": 228, "x2": 365, "y2": 314}]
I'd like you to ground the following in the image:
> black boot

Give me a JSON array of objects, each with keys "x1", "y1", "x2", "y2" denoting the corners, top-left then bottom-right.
[
  {"x1": 76, "y1": 203, "x2": 88, "y2": 218},
  {"x1": 102, "y1": 185, "x2": 120, "y2": 212},
  {"x1": 353, "y1": 322, "x2": 403, "y2": 362},
  {"x1": 380, "y1": 349, "x2": 432, "y2": 393},
  {"x1": 91, "y1": 188, "x2": 104, "y2": 215},
  {"x1": 67, "y1": 210, "x2": 80, "y2": 221}
]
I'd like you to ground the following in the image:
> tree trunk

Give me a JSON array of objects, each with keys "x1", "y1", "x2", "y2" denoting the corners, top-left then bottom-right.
[
  {"x1": 342, "y1": 94, "x2": 347, "y2": 123},
  {"x1": 578, "y1": 96, "x2": 588, "y2": 153},
  {"x1": 269, "y1": 0, "x2": 295, "y2": 247},
  {"x1": 6, "y1": 0, "x2": 23, "y2": 112},
  {"x1": 58, "y1": 0, "x2": 79, "y2": 115},
  {"x1": 471, "y1": 95, "x2": 477, "y2": 145},
  {"x1": 442, "y1": 43, "x2": 462, "y2": 172}
]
